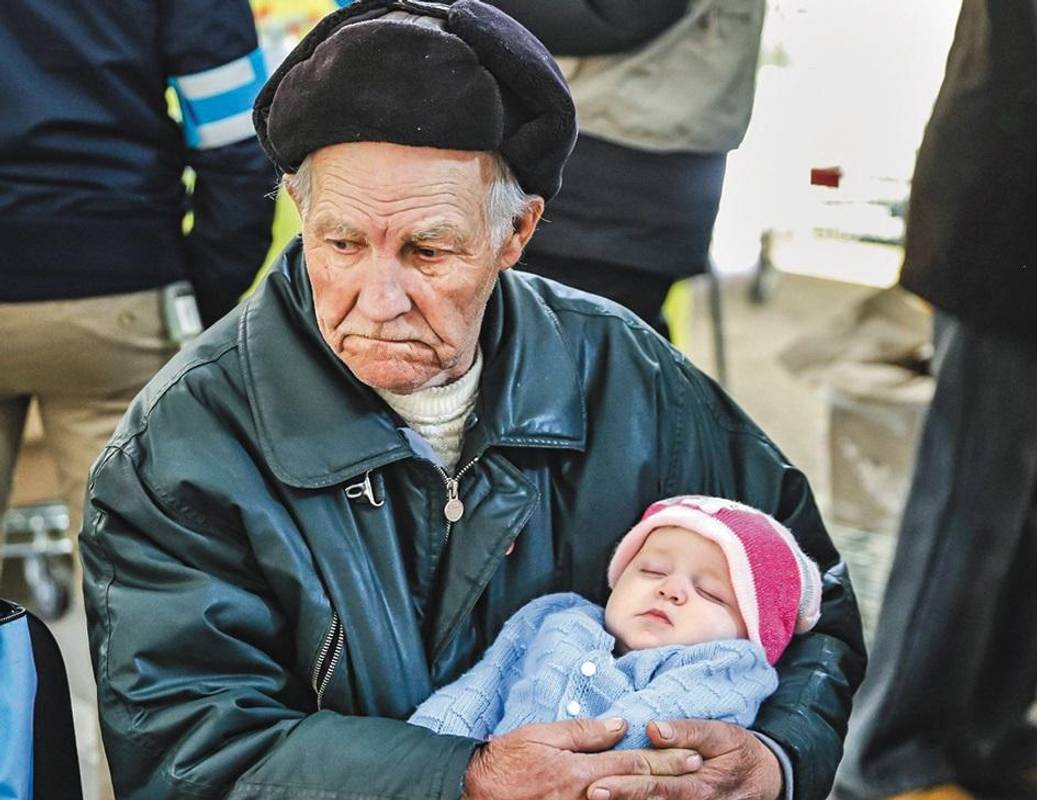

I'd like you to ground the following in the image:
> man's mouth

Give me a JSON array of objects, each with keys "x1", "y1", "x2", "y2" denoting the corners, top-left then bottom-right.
[
  {"x1": 343, "y1": 334, "x2": 422, "y2": 351},
  {"x1": 640, "y1": 608, "x2": 672, "y2": 625},
  {"x1": 346, "y1": 334, "x2": 411, "y2": 343}
]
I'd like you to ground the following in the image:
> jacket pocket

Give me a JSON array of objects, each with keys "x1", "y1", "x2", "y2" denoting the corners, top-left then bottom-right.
[{"x1": 310, "y1": 611, "x2": 345, "y2": 711}]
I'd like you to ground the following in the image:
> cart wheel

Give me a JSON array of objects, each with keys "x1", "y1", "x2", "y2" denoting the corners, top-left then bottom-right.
[
  {"x1": 748, "y1": 229, "x2": 780, "y2": 305},
  {"x1": 23, "y1": 554, "x2": 71, "y2": 620},
  {"x1": 749, "y1": 265, "x2": 780, "y2": 304}
]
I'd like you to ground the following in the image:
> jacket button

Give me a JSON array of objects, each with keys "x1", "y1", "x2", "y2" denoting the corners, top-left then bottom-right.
[
  {"x1": 566, "y1": 700, "x2": 582, "y2": 716},
  {"x1": 580, "y1": 661, "x2": 597, "y2": 677}
]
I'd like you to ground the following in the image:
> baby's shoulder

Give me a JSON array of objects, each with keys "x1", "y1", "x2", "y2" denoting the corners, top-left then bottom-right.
[{"x1": 503, "y1": 593, "x2": 602, "y2": 634}]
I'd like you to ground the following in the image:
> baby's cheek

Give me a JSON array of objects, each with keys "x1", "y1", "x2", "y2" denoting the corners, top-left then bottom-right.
[
  {"x1": 725, "y1": 611, "x2": 749, "y2": 641},
  {"x1": 603, "y1": 609, "x2": 634, "y2": 654}
]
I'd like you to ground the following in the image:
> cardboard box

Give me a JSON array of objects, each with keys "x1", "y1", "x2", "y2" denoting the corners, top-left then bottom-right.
[
  {"x1": 827, "y1": 362, "x2": 933, "y2": 533},
  {"x1": 780, "y1": 286, "x2": 935, "y2": 533}
]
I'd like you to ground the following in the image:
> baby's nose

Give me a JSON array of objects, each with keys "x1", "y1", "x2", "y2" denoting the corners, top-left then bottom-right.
[{"x1": 656, "y1": 578, "x2": 688, "y2": 603}]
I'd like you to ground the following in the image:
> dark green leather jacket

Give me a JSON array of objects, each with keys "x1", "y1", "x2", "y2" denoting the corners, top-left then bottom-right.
[{"x1": 81, "y1": 240, "x2": 865, "y2": 799}]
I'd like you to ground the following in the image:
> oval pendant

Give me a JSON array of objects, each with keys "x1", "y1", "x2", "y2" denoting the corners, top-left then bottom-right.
[{"x1": 444, "y1": 498, "x2": 464, "y2": 523}]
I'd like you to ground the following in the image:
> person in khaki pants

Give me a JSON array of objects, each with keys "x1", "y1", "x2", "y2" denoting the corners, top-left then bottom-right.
[
  {"x1": 1, "y1": 5, "x2": 274, "y2": 797},
  {"x1": 0, "y1": 290, "x2": 179, "y2": 800},
  {"x1": 0, "y1": 290, "x2": 178, "y2": 572},
  {"x1": 0, "y1": 0, "x2": 275, "y2": 569}
]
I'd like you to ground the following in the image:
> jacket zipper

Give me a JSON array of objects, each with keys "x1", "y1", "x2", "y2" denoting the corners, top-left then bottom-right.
[
  {"x1": 311, "y1": 612, "x2": 344, "y2": 710},
  {"x1": 436, "y1": 456, "x2": 479, "y2": 542}
]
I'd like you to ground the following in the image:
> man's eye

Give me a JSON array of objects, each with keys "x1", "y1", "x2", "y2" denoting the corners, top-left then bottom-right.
[
  {"x1": 415, "y1": 246, "x2": 441, "y2": 260},
  {"x1": 328, "y1": 239, "x2": 358, "y2": 252}
]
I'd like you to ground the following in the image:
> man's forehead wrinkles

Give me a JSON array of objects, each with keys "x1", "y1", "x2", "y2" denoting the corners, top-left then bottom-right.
[
  {"x1": 310, "y1": 194, "x2": 371, "y2": 231},
  {"x1": 318, "y1": 194, "x2": 476, "y2": 232},
  {"x1": 317, "y1": 182, "x2": 478, "y2": 217},
  {"x1": 309, "y1": 198, "x2": 476, "y2": 246},
  {"x1": 319, "y1": 158, "x2": 479, "y2": 193},
  {"x1": 344, "y1": 188, "x2": 478, "y2": 216}
]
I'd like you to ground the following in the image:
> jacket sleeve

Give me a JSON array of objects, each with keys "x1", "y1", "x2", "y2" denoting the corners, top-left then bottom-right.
[
  {"x1": 484, "y1": 0, "x2": 691, "y2": 55},
  {"x1": 663, "y1": 357, "x2": 868, "y2": 800},
  {"x1": 603, "y1": 644, "x2": 779, "y2": 750},
  {"x1": 409, "y1": 598, "x2": 550, "y2": 739},
  {"x1": 81, "y1": 446, "x2": 479, "y2": 800},
  {"x1": 161, "y1": 0, "x2": 276, "y2": 326}
]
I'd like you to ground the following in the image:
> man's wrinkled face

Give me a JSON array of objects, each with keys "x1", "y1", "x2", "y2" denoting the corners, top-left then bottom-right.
[
  {"x1": 294, "y1": 142, "x2": 531, "y2": 394},
  {"x1": 604, "y1": 526, "x2": 748, "y2": 654}
]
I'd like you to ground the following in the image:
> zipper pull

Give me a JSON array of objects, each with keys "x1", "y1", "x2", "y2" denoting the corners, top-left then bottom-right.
[
  {"x1": 444, "y1": 478, "x2": 464, "y2": 523},
  {"x1": 439, "y1": 457, "x2": 478, "y2": 524}
]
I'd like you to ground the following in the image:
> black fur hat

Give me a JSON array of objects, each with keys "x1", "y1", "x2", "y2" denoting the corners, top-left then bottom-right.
[{"x1": 252, "y1": 0, "x2": 577, "y2": 199}]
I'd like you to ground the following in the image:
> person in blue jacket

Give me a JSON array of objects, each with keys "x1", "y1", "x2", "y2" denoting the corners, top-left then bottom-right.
[
  {"x1": 0, "y1": 0, "x2": 276, "y2": 571},
  {"x1": 0, "y1": 3, "x2": 274, "y2": 796},
  {"x1": 411, "y1": 496, "x2": 821, "y2": 749},
  {"x1": 0, "y1": 598, "x2": 82, "y2": 800}
]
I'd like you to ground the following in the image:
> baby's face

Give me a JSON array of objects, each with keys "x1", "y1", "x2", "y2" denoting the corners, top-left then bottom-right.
[{"x1": 604, "y1": 526, "x2": 748, "y2": 654}]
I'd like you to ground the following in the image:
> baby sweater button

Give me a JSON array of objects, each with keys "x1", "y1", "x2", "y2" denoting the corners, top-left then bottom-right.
[
  {"x1": 580, "y1": 661, "x2": 597, "y2": 677},
  {"x1": 566, "y1": 700, "x2": 582, "y2": 716}
]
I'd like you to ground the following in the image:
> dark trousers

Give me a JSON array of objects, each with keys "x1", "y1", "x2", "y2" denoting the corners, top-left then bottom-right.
[
  {"x1": 835, "y1": 314, "x2": 1037, "y2": 797},
  {"x1": 521, "y1": 254, "x2": 676, "y2": 340}
]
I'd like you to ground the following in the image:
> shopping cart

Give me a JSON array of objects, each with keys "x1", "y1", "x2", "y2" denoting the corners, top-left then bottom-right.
[{"x1": 1, "y1": 502, "x2": 74, "y2": 619}]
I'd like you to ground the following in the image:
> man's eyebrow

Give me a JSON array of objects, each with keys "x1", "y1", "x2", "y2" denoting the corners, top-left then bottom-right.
[
  {"x1": 408, "y1": 221, "x2": 472, "y2": 247},
  {"x1": 310, "y1": 214, "x2": 365, "y2": 239}
]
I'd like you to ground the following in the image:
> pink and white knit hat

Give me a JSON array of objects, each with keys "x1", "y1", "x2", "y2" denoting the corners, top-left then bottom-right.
[{"x1": 606, "y1": 495, "x2": 822, "y2": 665}]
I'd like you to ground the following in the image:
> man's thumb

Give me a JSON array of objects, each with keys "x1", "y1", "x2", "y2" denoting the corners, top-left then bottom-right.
[
  {"x1": 648, "y1": 718, "x2": 740, "y2": 757},
  {"x1": 523, "y1": 717, "x2": 628, "y2": 753}
]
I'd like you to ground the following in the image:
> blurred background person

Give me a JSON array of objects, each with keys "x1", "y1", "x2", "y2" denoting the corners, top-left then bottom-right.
[
  {"x1": 0, "y1": 0, "x2": 275, "y2": 575},
  {"x1": 487, "y1": 0, "x2": 765, "y2": 338},
  {"x1": 834, "y1": 1, "x2": 1037, "y2": 798},
  {"x1": 0, "y1": 2, "x2": 274, "y2": 797}
]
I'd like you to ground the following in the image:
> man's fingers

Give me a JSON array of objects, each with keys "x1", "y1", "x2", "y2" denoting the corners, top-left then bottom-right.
[
  {"x1": 605, "y1": 747, "x2": 701, "y2": 780},
  {"x1": 587, "y1": 775, "x2": 709, "y2": 800},
  {"x1": 596, "y1": 747, "x2": 702, "y2": 778},
  {"x1": 647, "y1": 718, "x2": 743, "y2": 759},
  {"x1": 519, "y1": 717, "x2": 628, "y2": 753}
]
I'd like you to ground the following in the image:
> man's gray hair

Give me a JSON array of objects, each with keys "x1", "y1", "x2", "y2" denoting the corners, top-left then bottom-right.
[{"x1": 283, "y1": 152, "x2": 535, "y2": 252}]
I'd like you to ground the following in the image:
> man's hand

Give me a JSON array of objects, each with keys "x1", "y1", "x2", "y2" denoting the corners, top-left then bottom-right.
[
  {"x1": 585, "y1": 719, "x2": 783, "y2": 800},
  {"x1": 462, "y1": 718, "x2": 703, "y2": 800}
]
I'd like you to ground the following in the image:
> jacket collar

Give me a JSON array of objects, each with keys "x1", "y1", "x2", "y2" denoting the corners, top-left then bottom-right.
[{"x1": 239, "y1": 240, "x2": 585, "y2": 489}]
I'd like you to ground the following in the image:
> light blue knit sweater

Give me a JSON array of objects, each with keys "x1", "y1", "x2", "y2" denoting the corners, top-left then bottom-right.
[{"x1": 409, "y1": 592, "x2": 778, "y2": 749}]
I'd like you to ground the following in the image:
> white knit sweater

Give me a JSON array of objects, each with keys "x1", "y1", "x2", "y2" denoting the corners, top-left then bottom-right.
[{"x1": 374, "y1": 349, "x2": 482, "y2": 474}]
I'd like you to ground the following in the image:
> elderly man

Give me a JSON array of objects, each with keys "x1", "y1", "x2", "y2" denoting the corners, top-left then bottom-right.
[{"x1": 81, "y1": 2, "x2": 864, "y2": 799}]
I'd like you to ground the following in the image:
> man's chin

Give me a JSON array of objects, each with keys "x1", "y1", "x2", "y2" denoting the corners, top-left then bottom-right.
[
  {"x1": 339, "y1": 347, "x2": 473, "y2": 394},
  {"x1": 349, "y1": 364, "x2": 443, "y2": 394}
]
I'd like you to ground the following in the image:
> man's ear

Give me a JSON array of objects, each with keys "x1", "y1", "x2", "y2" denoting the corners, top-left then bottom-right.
[
  {"x1": 498, "y1": 196, "x2": 545, "y2": 271},
  {"x1": 283, "y1": 175, "x2": 303, "y2": 214}
]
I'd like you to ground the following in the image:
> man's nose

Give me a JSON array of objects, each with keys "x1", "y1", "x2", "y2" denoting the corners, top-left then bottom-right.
[
  {"x1": 656, "y1": 577, "x2": 688, "y2": 604},
  {"x1": 355, "y1": 258, "x2": 411, "y2": 322}
]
